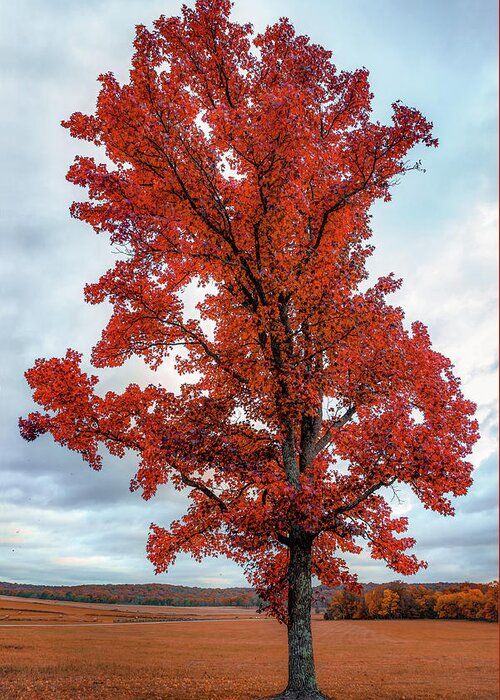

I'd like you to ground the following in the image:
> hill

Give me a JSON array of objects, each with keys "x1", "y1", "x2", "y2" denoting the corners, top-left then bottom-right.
[
  {"x1": 0, "y1": 580, "x2": 473, "y2": 608},
  {"x1": 0, "y1": 580, "x2": 258, "y2": 606}
]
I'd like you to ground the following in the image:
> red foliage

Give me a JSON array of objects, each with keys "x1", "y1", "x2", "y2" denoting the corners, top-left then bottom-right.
[{"x1": 22, "y1": 0, "x2": 478, "y2": 624}]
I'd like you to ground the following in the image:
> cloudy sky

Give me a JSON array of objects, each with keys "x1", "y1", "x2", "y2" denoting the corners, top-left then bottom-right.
[{"x1": 1, "y1": 0, "x2": 497, "y2": 588}]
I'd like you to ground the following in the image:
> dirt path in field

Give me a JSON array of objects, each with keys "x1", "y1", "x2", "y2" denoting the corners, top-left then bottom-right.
[{"x1": 0, "y1": 617, "x2": 272, "y2": 627}]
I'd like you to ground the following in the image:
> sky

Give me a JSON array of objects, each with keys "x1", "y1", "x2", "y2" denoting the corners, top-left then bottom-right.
[{"x1": 1, "y1": 0, "x2": 497, "y2": 588}]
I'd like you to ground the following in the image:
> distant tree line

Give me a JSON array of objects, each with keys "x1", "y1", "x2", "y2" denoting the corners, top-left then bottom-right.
[
  {"x1": 1, "y1": 579, "x2": 496, "y2": 620},
  {"x1": 0, "y1": 581, "x2": 260, "y2": 607},
  {"x1": 323, "y1": 581, "x2": 498, "y2": 622}
]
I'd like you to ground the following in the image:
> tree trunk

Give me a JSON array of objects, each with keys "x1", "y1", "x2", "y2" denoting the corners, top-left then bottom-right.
[{"x1": 268, "y1": 528, "x2": 329, "y2": 699}]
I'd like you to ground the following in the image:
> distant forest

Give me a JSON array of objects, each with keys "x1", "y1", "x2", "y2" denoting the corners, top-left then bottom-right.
[
  {"x1": 0, "y1": 580, "x2": 497, "y2": 621},
  {"x1": 0, "y1": 581, "x2": 259, "y2": 607},
  {"x1": 322, "y1": 581, "x2": 498, "y2": 622}
]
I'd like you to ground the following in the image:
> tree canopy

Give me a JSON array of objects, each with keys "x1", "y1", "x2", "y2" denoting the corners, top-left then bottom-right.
[
  {"x1": 20, "y1": 3, "x2": 480, "y2": 694},
  {"x1": 21, "y1": 0, "x2": 478, "y2": 627}
]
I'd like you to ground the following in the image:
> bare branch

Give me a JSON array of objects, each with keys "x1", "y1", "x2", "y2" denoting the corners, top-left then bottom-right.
[{"x1": 313, "y1": 405, "x2": 356, "y2": 456}]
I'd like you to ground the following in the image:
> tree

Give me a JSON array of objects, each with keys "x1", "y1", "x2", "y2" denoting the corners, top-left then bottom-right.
[
  {"x1": 483, "y1": 582, "x2": 498, "y2": 622},
  {"x1": 379, "y1": 588, "x2": 400, "y2": 618},
  {"x1": 435, "y1": 591, "x2": 463, "y2": 619},
  {"x1": 384, "y1": 581, "x2": 420, "y2": 618},
  {"x1": 413, "y1": 585, "x2": 437, "y2": 619},
  {"x1": 365, "y1": 587, "x2": 384, "y2": 619},
  {"x1": 324, "y1": 589, "x2": 361, "y2": 620},
  {"x1": 20, "y1": 1, "x2": 478, "y2": 697}
]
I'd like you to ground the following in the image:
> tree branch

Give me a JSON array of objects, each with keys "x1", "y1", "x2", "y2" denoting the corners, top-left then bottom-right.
[
  {"x1": 313, "y1": 405, "x2": 356, "y2": 456},
  {"x1": 335, "y1": 476, "x2": 397, "y2": 515},
  {"x1": 180, "y1": 473, "x2": 228, "y2": 512}
]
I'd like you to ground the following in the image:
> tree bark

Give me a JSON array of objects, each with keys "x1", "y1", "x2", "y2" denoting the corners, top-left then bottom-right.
[{"x1": 270, "y1": 527, "x2": 329, "y2": 700}]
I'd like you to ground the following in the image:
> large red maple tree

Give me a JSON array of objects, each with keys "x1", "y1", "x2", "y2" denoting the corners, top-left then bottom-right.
[{"x1": 21, "y1": 1, "x2": 478, "y2": 697}]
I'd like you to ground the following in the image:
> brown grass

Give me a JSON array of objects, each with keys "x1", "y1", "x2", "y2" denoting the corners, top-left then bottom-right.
[
  {"x1": 0, "y1": 595, "x2": 258, "y2": 624},
  {"x1": 0, "y1": 596, "x2": 497, "y2": 699}
]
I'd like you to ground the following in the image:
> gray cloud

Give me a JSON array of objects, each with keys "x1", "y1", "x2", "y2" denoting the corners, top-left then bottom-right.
[{"x1": 458, "y1": 453, "x2": 498, "y2": 516}]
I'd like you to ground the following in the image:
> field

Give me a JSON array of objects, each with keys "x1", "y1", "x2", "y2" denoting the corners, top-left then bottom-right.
[{"x1": 0, "y1": 596, "x2": 497, "y2": 699}]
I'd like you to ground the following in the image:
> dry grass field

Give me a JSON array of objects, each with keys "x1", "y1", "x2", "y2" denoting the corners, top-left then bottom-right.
[{"x1": 0, "y1": 596, "x2": 497, "y2": 699}]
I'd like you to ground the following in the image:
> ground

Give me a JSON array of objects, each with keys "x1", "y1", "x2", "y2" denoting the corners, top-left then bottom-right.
[{"x1": 0, "y1": 596, "x2": 497, "y2": 699}]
